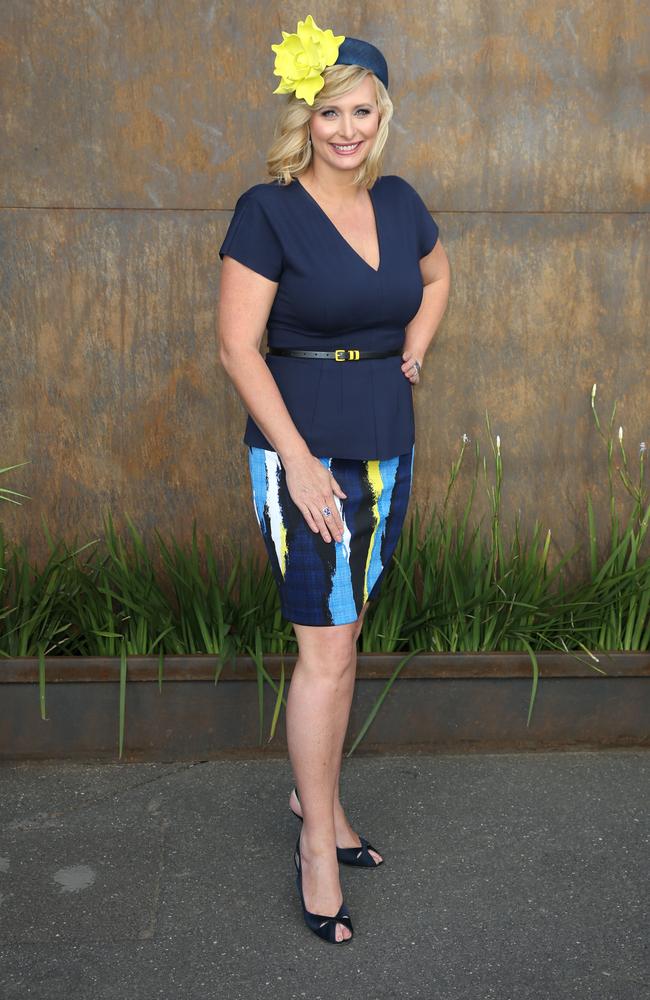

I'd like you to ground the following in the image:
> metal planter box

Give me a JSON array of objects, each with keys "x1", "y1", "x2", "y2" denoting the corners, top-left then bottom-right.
[{"x1": 0, "y1": 652, "x2": 648, "y2": 761}]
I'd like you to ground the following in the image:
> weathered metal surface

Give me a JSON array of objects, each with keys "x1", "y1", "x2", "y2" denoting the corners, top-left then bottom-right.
[
  {"x1": 0, "y1": 2, "x2": 647, "y2": 570},
  {"x1": 2, "y1": 651, "x2": 649, "y2": 683},
  {"x1": 1, "y1": 4, "x2": 646, "y2": 209},
  {"x1": 0, "y1": 654, "x2": 647, "y2": 759}
]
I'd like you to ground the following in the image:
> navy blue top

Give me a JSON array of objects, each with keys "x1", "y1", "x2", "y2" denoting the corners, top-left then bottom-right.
[{"x1": 218, "y1": 174, "x2": 439, "y2": 460}]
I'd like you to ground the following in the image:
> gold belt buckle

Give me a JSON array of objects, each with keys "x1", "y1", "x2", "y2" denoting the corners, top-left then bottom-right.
[{"x1": 334, "y1": 348, "x2": 360, "y2": 361}]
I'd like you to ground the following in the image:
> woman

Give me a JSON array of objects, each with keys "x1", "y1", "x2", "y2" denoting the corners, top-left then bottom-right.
[{"x1": 218, "y1": 14, "x2": 450, "y2": 944}]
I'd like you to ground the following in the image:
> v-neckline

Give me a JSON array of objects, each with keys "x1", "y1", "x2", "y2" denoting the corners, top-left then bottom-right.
[{"x1": 294, "y1": 176, "x2": 382, "y2": 274}]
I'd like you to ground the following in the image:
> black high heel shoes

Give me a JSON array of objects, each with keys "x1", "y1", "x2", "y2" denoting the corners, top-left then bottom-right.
[
  {"x1": 294, "y1": 830, "x2": 354, "y2": 944},
  {"x1": 290, "y1": 785, "x2": 384, "y2": 868}
]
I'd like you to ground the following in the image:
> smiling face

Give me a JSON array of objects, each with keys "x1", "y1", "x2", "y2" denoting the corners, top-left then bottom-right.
[{"x1": 308, "y1": 74, "x2": 380, "y2": 173}]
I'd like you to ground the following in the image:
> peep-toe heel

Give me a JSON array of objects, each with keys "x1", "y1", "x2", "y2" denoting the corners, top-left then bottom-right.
[
  {"x1": 290, "y1": 785, "x2": 384, "y2": 868},
  {"x1": 293, "y1": 831, "x2": 354, "y2": 944}
]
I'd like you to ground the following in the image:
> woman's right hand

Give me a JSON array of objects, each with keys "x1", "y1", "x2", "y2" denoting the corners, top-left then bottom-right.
[{"x1": 283, "y1": 453, "x2": 347, "y2": 543}]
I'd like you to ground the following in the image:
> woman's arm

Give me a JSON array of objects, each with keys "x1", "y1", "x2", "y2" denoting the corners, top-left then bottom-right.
[
  {"x1": 217, "y1": 255, "x2": 312, "y2": 465},
  {"x1": 217, "y1": 254, "x2": 347, "y2": 544},
  {"x1": 401, "y1": 240, "x2": 451, "y2": 382}
]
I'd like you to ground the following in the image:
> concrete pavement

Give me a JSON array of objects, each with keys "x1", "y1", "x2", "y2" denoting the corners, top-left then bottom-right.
[{"x1": 0, "y1": 750, "x2": 648, "y2": 1000}]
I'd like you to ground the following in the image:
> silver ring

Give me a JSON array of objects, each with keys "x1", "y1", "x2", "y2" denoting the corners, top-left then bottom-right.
[
  {"x1": 412, "y1": 360, "x2": 421, "y2": 376},
  {"x1": 322, "y1": 506, "x2": 332, "y2": 517}
]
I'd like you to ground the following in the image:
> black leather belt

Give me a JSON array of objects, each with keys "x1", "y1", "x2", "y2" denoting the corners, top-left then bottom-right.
[{"x1": 267, "y1": 347, "x2": 402, "y2": 361}]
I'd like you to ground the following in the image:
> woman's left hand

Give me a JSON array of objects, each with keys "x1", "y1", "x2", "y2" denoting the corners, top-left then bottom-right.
[{"x1": 401, "y1": 350, "x2": 422, "y2": 385}]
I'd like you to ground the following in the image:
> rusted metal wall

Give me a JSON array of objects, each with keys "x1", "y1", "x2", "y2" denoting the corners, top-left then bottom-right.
[{"x1": 1, "y1": 2, "x2": 647, "y2": 575}]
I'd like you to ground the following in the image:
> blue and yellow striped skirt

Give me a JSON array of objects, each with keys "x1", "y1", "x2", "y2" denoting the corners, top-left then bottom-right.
[{"x1": 247, "y1": 445, "x2": 414, "y2": 626}]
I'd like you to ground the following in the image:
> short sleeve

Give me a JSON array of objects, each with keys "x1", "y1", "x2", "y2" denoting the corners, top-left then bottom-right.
[
  {"x1": 403, "y1": 180, "x2": 439, "y2": 258},
  {"x1": 219, "y1": 191, "x2": 284, "y2": 281}
]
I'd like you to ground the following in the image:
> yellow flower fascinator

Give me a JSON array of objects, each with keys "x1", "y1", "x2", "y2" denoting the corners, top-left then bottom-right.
[{"x1": 271, "y1": 13, "x2": 345, "y2": 106}]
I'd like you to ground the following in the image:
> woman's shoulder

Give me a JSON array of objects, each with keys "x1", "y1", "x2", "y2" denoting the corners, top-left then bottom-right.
[
  {"x1": 229, "y1": 181, "x2": 295, "y2": 230},
  {"x1": 235, "y1": 179, "x2": 294, "y2": 206},
  {"x1": 375, "y1": 174, "x2": 421, "y2": 199}
]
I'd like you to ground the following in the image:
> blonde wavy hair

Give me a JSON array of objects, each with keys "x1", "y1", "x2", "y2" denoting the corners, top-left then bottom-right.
[{"x1": 266, "y1": 64, "x2": 393, "y2": 189}]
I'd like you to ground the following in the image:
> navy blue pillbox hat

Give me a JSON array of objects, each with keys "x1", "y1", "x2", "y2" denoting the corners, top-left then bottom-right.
[{"x1": 335, "y1": 36, "x2": 389, "y2": 89}]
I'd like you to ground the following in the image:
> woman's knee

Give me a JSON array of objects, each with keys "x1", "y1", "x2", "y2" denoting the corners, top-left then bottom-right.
[{"x1": 293, "y1": 622, "x2": 357, "y2": 678}]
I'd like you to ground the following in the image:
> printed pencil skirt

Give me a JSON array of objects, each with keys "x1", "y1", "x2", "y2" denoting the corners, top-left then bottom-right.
[{"x1": 247, "y1": 445, "x2": 415, "y2": 626}]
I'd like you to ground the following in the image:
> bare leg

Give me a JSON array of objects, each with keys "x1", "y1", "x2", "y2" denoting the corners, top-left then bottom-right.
[
  {"x1": 287, "y1": 617, "x2": 358, "y2": 941},
  {"x1": 288, "y1": 599, "x2": 382, "y2": 865},
  {"x1": 330, "y1": 600, "x2": 382, "y2": 863}
]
